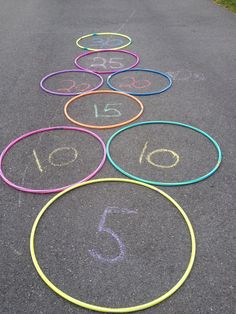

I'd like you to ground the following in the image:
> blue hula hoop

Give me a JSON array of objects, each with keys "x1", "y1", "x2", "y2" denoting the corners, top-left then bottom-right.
[{"x1": 107, "y1": 68, "x2": 173, "y2": 96}]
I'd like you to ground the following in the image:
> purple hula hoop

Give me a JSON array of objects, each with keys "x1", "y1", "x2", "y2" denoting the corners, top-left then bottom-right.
[
  {"x1": 40, "y1": 69, "x2": 104, "y2": 96},
  {"x1": 74, "y1": 49, "x2": 140, "y2": 74},
  {"x1": 0, "y1": 126, "x2": 106, "y2": 194}
]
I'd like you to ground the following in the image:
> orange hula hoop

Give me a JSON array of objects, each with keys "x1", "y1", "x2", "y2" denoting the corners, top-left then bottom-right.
[{"x1": 64, "y1": 90, "x2": 144, "y2": 130}]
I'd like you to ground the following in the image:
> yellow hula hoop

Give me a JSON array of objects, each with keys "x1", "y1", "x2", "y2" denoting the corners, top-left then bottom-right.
[
  {"x1": 76, "y1": 32, "x2": 132, "y2": 51},
  {"x1": 30, "y1": 178, "x2": 196, "y2": 313}
]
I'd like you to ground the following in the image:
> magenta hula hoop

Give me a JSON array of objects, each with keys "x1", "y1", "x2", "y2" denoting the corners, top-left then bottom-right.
[
  {"x1": 40, "y1": 69, "x2": 104, "y2": 96},
  {"x1": 0, "y1": 126, "x2": 106, "y2": 194},
  {"x1": 74, "y1": 49, "x2": 140, "y2": 74}
]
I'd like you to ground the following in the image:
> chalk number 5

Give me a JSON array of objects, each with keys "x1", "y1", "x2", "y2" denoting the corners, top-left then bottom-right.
[{"x1": 89, "y1": 207, "x2": 138, "y2": 263}]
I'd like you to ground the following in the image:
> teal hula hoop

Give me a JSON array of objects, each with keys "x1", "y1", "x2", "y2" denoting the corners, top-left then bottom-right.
[{"x1": 106, "y1": 121, "x2": 222, "y2": 186}]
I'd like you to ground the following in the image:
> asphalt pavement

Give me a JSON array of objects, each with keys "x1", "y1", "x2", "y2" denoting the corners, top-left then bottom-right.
[{"x1": 0, "y1": 1, "x2": 235, "y2": 313}]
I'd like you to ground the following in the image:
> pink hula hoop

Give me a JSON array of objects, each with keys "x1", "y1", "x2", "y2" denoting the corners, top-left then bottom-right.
[
  {"x1": 74, "y1": 49, "x2": 140, "y2": 74},
  {"x1": 0, "y1": 126, "x2": 106, "y2": 194}
]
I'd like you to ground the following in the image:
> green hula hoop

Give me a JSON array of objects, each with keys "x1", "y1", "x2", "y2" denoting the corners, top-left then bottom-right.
[
  {"x1": 106, "y1": 121, "x2": 222, "y2": 186},
  {"x1": 76, "y1": 32, "x2": 132, "y2": 51},
  {"x1": 30, "y1": 178, "x2": 196, "y2": 313}
]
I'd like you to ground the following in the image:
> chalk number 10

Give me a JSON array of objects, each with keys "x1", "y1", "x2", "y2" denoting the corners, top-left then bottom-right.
[
  {"x1": 139, "y1": 141, "x2": 180, "y2": 168},
  {"x1": 32, "y1": 147, "x2": 78, "y2": 173}
]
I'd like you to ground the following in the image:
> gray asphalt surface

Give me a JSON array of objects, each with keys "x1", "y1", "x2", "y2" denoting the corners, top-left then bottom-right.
[{"x1": 1, "y1": 0, "x2": 236, "y2": 313}]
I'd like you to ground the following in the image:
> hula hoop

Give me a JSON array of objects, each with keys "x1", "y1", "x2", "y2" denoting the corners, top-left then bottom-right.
[
  {"x1": 40, "y1": 69, "x2": 103, "y2": 96},
  {"x1": 0, "y1": 126, "x2": 106, "y2": 194},
  {"x1": 76, "y1": 32, "x2": 132, "y2": 51},
  {"x1": 64, "y1": 90, "x2": 144, "y2": 130},
  {"x1": 74, "y1": 50, "x2": 140, "y2": 74},
  {"x1": 106, "y1": 121, "x2": 222, "y2": 186},
  {"x1": 30, "y1": 178, "x2": 196, "y2": 313},
  {"x1": 107, "y1": 68, "x2": 173, "y2": 96}
]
